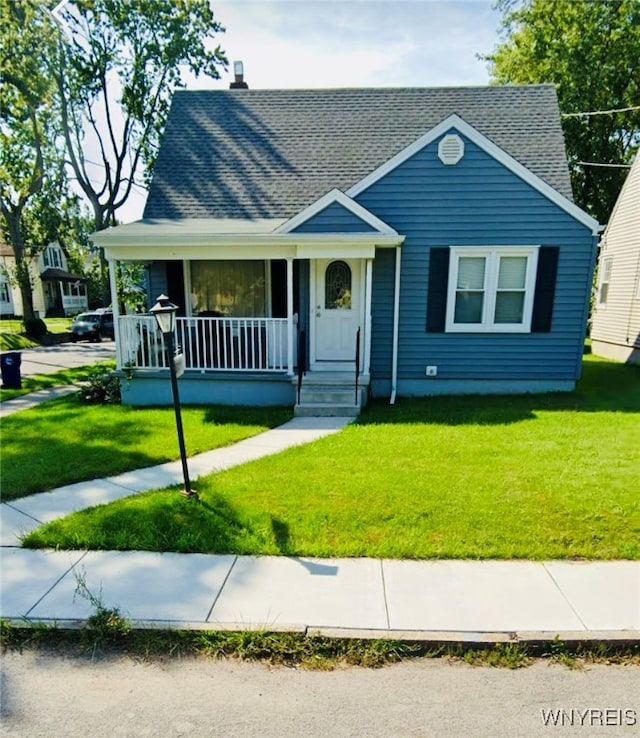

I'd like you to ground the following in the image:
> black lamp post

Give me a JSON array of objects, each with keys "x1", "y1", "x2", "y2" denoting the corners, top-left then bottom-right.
[{"x1": 150, "y1": 294, "x2": 197, "y2": 499}]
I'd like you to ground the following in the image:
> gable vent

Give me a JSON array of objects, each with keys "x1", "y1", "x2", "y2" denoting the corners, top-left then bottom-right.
[{"x1": 438, "y1": 134, "x2": 464, "y2": 165}]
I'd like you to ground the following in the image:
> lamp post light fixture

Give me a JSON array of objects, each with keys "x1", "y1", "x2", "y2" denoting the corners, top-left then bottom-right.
[{"x1": 150, "y1": 294, "x2": 197, "y2": 499}]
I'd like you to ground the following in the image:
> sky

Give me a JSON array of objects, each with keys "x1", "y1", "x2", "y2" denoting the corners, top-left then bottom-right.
[
  {"x1": 123, "y1": 0, "x2": 503, "y2": 220},
  {"x1": 205, "y1": 0, "x2": 500, "y2": 90}
]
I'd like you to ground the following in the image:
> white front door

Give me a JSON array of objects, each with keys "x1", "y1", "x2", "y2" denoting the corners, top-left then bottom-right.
[{"x1": 312, "y1": 258, "x2": 362, "y2": 364}]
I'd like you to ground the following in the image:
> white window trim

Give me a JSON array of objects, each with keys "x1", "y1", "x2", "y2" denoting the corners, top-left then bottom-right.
[
  {"x1": 597, "y1": 256, "x2": 613, "y2": 307},
  {"x1": 445, "y1": 246, "x2": 539, "y2": 333},
  {"x1": 0, "y1": 280, "x2": 10, "y2": 303},
  {"x1": 44, "y1": 245, "x2": 63, "y2": 269}
]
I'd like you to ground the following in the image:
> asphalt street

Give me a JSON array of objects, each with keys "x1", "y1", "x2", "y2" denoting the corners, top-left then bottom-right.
[
  {"x1": 2, "y1": 653, "x2": 639, "y2": 738},
  {"x1": 7, "y1": 342, "x2": 116, "y2": 377}
]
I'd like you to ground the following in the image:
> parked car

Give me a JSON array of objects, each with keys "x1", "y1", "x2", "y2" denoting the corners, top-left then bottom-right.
[{"x1": 70, "y1": 310, "x2": 114, "y2": 342}]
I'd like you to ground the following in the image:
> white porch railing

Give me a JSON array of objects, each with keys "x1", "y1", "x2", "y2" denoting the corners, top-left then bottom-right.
[
  {"x1": 62, "y1": 295, "x2": 88, "y2": 313},
  {"x1": 118, "y1": 315, "x2": 291, "y2": 372}
]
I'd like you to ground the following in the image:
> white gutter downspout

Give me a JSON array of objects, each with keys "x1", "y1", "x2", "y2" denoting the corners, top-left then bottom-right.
[
  {"x1": 108, "y1": 258, "x2": 121, "y2": 369},
  {"x1": 363, "y1": 258, "x2": 373, "y2": 375},
  {"x1": 390, "y1": 245, "x2": 401, "y2": 404}
]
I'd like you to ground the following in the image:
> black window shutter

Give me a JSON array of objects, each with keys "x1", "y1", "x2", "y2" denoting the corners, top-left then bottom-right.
[
  {"x1": 426, "y1": 248, "x2": 450, "y2": 332},
  {"x1": 531, "y1": 246, "x2": 559, "y2": 333}
]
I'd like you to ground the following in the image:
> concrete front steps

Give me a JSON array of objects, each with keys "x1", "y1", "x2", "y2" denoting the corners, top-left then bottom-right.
[{"x1": 293, "y1": 372, "x2": 369, "y2": 417}]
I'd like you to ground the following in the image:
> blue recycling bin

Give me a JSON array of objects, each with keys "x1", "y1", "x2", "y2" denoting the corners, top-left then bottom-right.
[{"x1": 1, "y1": 351, "x2": 22, "y2": 389}]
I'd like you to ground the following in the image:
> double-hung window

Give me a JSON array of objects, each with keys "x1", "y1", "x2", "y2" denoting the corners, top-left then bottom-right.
[
  {"x1": 597, "y1": 256, "x2": 612, "y2": 306},
  {"x1": 43, "y1": 245, "x2": 63, "y2": 269},
  {"x1": 446, "y1": 247, "x2": 539, "y2": 332}
]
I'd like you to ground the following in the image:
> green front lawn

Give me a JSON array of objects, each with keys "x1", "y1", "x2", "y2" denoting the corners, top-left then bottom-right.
[
  {"x1": 0, "y1": 317, "x2": 72, "y2": 351},
  {"x1": 23, "y1": 356, "x2": 640, "y2": 560},
  {"x1": 1, "y1": 401, "x2": 292, "y2": 501},
  {"x1": 0, "y1": 363, "x2": 115, "y2": 403}
]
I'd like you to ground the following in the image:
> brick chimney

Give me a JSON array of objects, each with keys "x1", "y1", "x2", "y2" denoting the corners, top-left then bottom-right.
[{"x1": 229, "y1": 60, "x2": 248, "y2": 89}]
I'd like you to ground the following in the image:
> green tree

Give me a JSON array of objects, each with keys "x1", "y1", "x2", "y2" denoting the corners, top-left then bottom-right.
[
  {"x1": 485, "y1": 0, "x2": 640, "y2": 224},
  {"x1": 53, "y1": 0, "x2": 226, "y2": 304},
  {"x1": 55, "y1": 0, "x2": 226, "y2": 231},
  {"x1": 0, "y1": 0, "x2": 67, "y2": 322}
]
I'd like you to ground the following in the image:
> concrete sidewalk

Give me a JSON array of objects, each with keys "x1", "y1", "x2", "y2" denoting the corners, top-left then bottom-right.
[
  {"x1": 1, "y1": 410, "x2": 638, "y2": 641},
  {"x1": 2, "y1": 548, "x2": 638, "y2": 640}
]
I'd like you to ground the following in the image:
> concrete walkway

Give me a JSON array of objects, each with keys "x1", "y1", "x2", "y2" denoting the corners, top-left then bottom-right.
[
  {"x1": 0, "y1": 385, "x2": 80, "y2": 418},
  {"x1": 1, "y1": 400, "x2": 638, "y2": 641}
]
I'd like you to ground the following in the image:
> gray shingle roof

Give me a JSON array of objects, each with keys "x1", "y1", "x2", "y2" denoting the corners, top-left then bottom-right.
[{"x1": 144, "y1": 85, "x2": 573, "y2": 220}]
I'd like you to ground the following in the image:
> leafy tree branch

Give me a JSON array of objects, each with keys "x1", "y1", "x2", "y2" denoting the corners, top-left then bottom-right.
[{"x1": 484, "y1": 0, "x2": 640, "y2": 224}]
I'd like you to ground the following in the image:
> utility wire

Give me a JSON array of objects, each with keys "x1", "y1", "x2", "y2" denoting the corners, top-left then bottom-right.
[
  {"x1": 576, "y1": 161, "x2": 633, "y2": 169},
  {"x1": 562, "y1": 105, "x2": 640, "y2": 118}
]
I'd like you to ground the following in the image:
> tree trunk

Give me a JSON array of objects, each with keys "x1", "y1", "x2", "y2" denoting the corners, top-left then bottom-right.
[
  {"x1": 17, "y1": 264, "x2": 36, "y2": 324},
  {"x1": 3, "y1": 208, "x2": 36, "y2": 323}
]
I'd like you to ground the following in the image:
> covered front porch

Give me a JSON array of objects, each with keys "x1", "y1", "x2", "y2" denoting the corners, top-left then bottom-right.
[
  {"x1": 40, "y1": 268, "x2": 88, "y2": 317},
  {"x1": 92, "y1": 195, "x2": 404, "y2": 411},
  {"x1": 111, "y1": 254, "x2": 375, "y2": 414}
]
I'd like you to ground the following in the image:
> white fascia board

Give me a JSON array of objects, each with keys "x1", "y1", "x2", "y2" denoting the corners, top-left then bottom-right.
[
  {"x1": 294, "y1": 234, "x2": 403, "y2": 247},
  {"x1": 347, "y1": 113, "x2": 601, "y2": 236},
  {"x1": 275, "y1": 188, "x2": 399, "y2": 235},
  {"x1": 91, "y1": 218, "x2": 286, "y2": 247},
  {"x1": 102, "y1": 233, "x2": 404, "y2": 262},
  {"x1": 103, "y1": 243, "x2": 299, "y2": 262}
]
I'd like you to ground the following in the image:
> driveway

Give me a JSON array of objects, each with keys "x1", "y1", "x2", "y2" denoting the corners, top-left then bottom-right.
[{"x1": 13, "y1": 342, "x2": 117, "y2": 377}]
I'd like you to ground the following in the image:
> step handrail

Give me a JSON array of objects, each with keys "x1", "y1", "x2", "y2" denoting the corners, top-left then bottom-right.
[
  {"x1": 297, "y1": 326, "x2": 306, "y2": 405},
  {"x1": 354, "y1": 326, "x2": 361, "y2": 406}
]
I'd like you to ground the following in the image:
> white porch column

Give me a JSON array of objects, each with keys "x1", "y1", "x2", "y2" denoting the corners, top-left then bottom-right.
[
  {"x1": 108, "y1": 258, "x2": 122, "y2": 369},
  {"x1": 286, "y1": 257, "x2": 294, "y2": 375},
  {"x1": 363, "y1": 258, "x2": 373, "y2": 375}
]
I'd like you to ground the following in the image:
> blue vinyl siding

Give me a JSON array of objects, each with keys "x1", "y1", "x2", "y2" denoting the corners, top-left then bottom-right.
[
  {"x1": 297, "y1": 260, "x2": 311, "y2": 363},
  {"x1": 358, "y1": 132, "x2": 596, "y2": 387},
  {"x1": 292, "y1": 201, "x2": 378, "y2": 233},
  {"x1": 370, "y1": 248, "x2": 396, "y2": 379},
  {"x1": 121, "y1": 373, "x2": 294, "y2": 407},
  {"x1": 148, "y1": 262, "x2": 168, "y2": 307}
]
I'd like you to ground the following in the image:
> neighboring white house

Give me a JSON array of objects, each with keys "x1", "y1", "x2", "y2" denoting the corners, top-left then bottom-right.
[
  {"x1": 0, "y1": 242, "x2": 88, "y2": 318},
  {"x1": 591, "y1": 154, "x2": 640, "y2": 364}
]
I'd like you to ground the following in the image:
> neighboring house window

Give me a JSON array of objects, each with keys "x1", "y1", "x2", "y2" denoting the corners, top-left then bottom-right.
[
  {"x1": 43, "y1": 245, "x2": 63, "y2": 269},
  {"x1": 444, "y1": 247, "x2": 539, "y2": 332},
  {"x1": 597, "y1": 256, "x2": 613, "y2": 306},
  {"x1": 0, "y1": 280, "x2": 10, "y2": 303},
  {"x1": 190, "y1": 260, "x2": 266, "y2": 316}
]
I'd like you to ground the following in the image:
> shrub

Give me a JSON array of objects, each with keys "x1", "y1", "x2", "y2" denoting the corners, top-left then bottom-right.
[
  {"x1": 23, "y1": 317, "x2": 47, "y2": 339},
  {"x1": 78, "y1": 368, "x2": 121, "y2": 404}
]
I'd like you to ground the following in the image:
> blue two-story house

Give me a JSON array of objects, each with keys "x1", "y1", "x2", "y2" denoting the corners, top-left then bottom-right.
[{"x1": 93, "y1": 84, "x2": 600, "y2": 414}]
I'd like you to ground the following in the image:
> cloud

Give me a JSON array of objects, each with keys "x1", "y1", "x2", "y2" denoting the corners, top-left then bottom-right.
[
  {"x1": 117, "y1": 0, "x2": 500, "y2": 222},
  {"x1": 195, "y1": 0, "x2": 499, "y2": 89}
]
